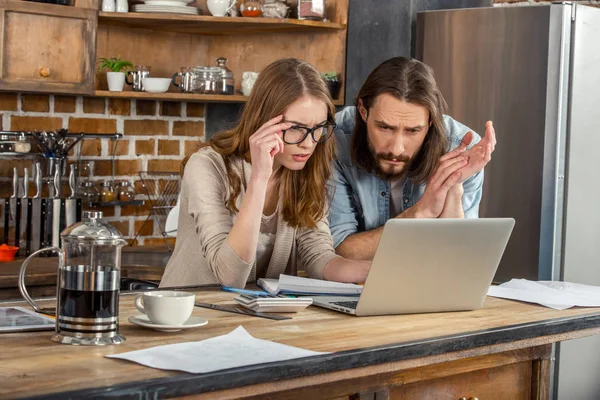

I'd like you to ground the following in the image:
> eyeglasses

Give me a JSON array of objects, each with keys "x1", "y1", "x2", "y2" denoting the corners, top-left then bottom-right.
[{"x1": 281, "y1": 122, "x2": 337, "y2": 145}]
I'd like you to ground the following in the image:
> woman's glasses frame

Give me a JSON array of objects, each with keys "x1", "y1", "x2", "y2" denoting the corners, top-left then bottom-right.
[{"x1": 281, "y1": 121, "x2": 337, "y2": 145}]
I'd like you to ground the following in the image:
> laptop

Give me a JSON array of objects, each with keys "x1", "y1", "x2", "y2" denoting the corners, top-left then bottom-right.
[{"x1": 312, "y1": 218, "x2": 515, "y2": 316}]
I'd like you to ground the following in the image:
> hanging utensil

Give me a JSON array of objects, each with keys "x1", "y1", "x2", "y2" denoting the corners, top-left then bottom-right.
[
  {"x1": 29, "y1": 163, "x2": 43, "y2": 255},
  {"x1": 52, "y1": 166, "x2": 61, "y2": 248},
  {"x1": 66, "y1": 164, "x2": 77, "y2": 228},
  {"x1": 11, "y1": 168, "x2": 21, "y2": 249},
  {"x1": 3, "y1": 172, "x2": 11, "y2": 245},
  {"x1": 19, "y1": 167, "x2": 29, "y2": 257}
]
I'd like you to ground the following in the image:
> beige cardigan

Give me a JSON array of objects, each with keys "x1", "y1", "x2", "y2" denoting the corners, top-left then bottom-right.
[{"x1": 160, "y1": 147, "x2": 340, "y2": 289}]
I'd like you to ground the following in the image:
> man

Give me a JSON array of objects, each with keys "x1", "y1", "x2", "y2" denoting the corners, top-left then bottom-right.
[{"x1": 329, "y1": 57, "x2": 496, "y2": 261}]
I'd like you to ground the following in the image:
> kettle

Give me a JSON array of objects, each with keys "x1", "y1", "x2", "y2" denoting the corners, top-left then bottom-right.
[{"x1": 18, "y1": 211, "x2": 127, "y2": 345}]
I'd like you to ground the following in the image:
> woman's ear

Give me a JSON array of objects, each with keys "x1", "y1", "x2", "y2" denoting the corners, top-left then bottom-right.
[{"x1": 358, "y1": 99, "x2": 368, "y2": 123}]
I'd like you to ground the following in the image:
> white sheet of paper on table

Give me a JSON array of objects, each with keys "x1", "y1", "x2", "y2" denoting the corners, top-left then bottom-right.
[
  {"x1": 487, "y1": 279, "x2": 600, "y2": 310},
  {"x1": 106, "y1": 326, "x2": 329, "y2": 373}
]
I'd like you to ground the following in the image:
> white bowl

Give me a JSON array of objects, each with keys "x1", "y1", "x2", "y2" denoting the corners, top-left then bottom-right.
[{"x1": 143, "y1": 77, "x2": 171, "y2": 93}]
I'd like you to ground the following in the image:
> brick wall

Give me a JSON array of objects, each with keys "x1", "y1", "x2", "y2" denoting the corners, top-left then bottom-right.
[
  {"x1": 0, "y1": 93, "x2": 206, "y2": 247},
  {"x1": 494, "y1": 0, "x2": 600, "y2": 5}
]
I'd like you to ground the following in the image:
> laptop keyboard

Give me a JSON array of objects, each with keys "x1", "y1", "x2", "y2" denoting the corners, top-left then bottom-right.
[{"x1": 332, "y1": 301, "x2": 358, "y2": 309}]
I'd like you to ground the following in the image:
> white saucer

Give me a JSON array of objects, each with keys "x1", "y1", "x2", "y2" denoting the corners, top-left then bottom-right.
[
  {"x1": 132, "y1": 4, "x2": 199, "y2": 15},
  {"x1": 144, "y1": 0, "x2": 191, "y2": 6},
  {"x1": 128, "y1": 315, "x2": 208, "y2": 332}
]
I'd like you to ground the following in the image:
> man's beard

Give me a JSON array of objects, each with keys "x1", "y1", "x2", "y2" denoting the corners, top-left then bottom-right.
[{"x1": 368, "y1": 140, "x2": 411, "y2": 180}]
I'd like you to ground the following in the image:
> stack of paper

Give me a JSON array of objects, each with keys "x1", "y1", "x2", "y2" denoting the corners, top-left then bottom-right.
[
  {"x1": 257, "y1": 274, "x2": 362, "y2": 296},
  {"x1": 106, "y1": 326, "x2": 329, "y2": 373},
  {"x1": 487, "y1": 279, "x2": 600, "y2": 310}
]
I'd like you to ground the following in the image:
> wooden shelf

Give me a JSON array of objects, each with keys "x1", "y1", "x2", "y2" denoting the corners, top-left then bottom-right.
[
  {"x1": 91, "y1": 200, "x2": 145, "y2": 207},
  {"x1": 94, "y1": 90, "x2": 345, "y2": 105},
  {"x1": 98, "y1": 12, "x2": 346, "y2": 35},
  {"x1": 94, "y1": 90, "x2": 248, "y2": 103}
]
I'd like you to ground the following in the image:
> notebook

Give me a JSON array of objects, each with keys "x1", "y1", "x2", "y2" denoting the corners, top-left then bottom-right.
[{"x1": 257, "y1": 274, "x2": 362, "y2": 296}]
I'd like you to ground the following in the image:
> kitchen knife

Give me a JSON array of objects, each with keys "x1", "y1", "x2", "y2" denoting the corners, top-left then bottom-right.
[
  {"x1": 43, "y1": 164, "x2": 54, "y2": 250},
  {"x1": 19, "y1": 167, "x2": 29, "y2": 257},
  {"x1": 11, "y1": 168, "x2": 21, "y2": 249},
  {"x1": 3, "y1": 198, "x2": 9, "y2": 245},
  {"x1": 65, "y1": 164, "x2": 77, "y2": 228},
  {"x1": 52, "y1": 166, "x2": 61, "y2": 248},
  {"x1": 42, "y1": 198, "x2": 50, "y2": 250},
  {"x1": 76, "y1": 198, "x2": 82, "y2": 223},
  {"x1": 29, "y1": 163, "x2": 43, "y2": 255}
]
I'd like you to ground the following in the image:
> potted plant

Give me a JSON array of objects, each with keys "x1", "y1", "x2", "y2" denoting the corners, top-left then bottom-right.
[
  {"x1": 321, "y1": 72, "x2": 340, "y2": 99},
  {"x1": 98, "y1": 56, "x2": 134, "y2": 92}
]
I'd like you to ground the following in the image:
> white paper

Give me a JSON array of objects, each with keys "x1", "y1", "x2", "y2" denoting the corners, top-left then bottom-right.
[
  {"x1": 487, "y1": 279, "x2": 600, "y2": 310},
  {"x1": 106, "y1": 326, "x2": 329, "y2": 373}
]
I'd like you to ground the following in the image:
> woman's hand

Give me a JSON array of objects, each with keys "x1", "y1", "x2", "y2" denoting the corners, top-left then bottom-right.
[{"x1": 248, "y1": 115, "x2": 291, "y2": 181}]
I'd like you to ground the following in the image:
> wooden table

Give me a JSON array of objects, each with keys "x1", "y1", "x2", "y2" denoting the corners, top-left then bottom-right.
[{"x1": 2, "y1": 287, "x2": 600, "y2": 399}]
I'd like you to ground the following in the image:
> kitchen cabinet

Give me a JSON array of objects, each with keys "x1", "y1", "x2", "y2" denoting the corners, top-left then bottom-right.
[{"x1": 0, "y1": 0, "x2": 97, "y2": 94}]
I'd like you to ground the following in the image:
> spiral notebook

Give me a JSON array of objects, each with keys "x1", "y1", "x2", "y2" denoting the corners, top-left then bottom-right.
[{"x1": 257, "y1": 274, "x2": 362, "y2": 296}]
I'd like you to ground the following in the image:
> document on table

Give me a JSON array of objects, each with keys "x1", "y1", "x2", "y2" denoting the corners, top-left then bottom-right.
[
  {"x1": 487, "y1": 279, "x2": 600, "y2": 310},
  {"x1": 106, "y1": 326, "x2": 329, "y2": 373}
]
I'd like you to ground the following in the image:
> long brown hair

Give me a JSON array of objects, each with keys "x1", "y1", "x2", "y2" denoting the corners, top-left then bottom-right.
[
  {"x1": 351, "y1": 57, "x2": 449, "y2": 184},
  {"x1": 198, "y1": 58, "x2": 335, "y2": 229}
]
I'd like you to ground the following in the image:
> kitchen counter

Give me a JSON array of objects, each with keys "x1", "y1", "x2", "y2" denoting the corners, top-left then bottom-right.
[
  {"x1": 2, "y1": 287, "x2": 600, "y2": 399},
  {"x1": 0, "y1": 247, "x2": 169, "y2": 301}
]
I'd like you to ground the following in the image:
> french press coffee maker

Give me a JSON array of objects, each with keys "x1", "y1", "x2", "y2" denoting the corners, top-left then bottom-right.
[{"x1": 18, "y1": 211, "x2": 127, "y2": 345}]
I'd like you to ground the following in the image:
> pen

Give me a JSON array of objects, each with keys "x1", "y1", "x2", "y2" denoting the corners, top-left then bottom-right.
[{"x1": 221, "y1": 286, "x2": 270, "y2": 296}]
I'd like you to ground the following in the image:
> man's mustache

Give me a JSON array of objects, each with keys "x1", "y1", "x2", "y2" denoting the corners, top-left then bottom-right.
[{"x1": 377, "y1": 153, "x2": 411, "y2": 163}]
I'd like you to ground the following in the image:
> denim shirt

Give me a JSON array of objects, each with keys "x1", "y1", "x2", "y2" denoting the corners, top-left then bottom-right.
[{"x1": 328, "y1": 106, "x2": 483, "y2": 249}]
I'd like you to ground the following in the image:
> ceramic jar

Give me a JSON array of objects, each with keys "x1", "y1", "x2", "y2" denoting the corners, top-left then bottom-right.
[{"x1": 241, "y1": 72, "x2": 259, "y2": 96}]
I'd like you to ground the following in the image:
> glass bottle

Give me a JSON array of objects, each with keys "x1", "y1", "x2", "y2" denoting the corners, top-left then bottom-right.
[
  {"x1": 118, "y1": 181, "x2": 135, "y2": 202},
  {"x1": 78, "y1": 181, "x2": 100, "y2": 206},
  {"x1": 216, "y1": 57, "x2": 235, "y2": 95},
  {"x1": 240, "y1": 0, "x2": 263, "y2": 17},
  {"x1": 298, "y1": 0, "x2": 325, "y2": 21},
  {"x1": 100, "y1": 181, "x2": 117, "y2": 203}
]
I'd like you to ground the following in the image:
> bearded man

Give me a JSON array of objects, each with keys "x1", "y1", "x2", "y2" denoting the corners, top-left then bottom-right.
[{"x1": 329, "y1": 57, "x2": 496, "y2": 260}]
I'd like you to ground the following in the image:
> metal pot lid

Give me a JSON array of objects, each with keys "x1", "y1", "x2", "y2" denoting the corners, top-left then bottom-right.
[{"x1": 61, "y1": 211, "x2": 126, "y2": 243}]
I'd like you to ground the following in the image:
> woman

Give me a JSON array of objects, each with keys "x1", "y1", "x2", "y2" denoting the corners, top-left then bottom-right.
[{"x1": 160, "y1": 58, "x2": 370, "y2": 289}]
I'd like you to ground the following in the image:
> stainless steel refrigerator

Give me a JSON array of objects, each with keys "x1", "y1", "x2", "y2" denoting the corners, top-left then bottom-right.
[{"x1": 416, "y1": 4, "x2": 600, "y2": 399}]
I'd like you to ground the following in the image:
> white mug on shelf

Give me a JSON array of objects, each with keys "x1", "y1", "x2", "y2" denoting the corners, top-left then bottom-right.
[
  {"x1": 101, "y1": 0, "x2": 116, "y2": 12},
  {"x1": 116, "y1": 0, "x2": 128, "y2": 13},
  {"x1": 207, "y1": 0, "x2": 236, "y2": 17},
  {"x1": 241, "y1": 71, "x2": 259, "y2": 96}
]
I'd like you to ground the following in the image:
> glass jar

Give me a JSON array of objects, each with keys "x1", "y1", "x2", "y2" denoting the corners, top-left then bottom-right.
[
  {"x1": 118, "y1": 181, "x2": 135, "y2": 202},
  {"x1": 298, "y1": 0, "x2": 325, "y2": 20},
  {"x1": 78, "y1": 181, "x2": 100, "y2": 206},
  {"x1": 99, "y1": 181, "x2": 117, "y2": 203},
  {"x1": 14, "y1": 133, "x2": 31, "y2": 153},
  {"x1": 262, "y1": 0, "x2": 289, "y2": 18},
  {"x1": 240, "y1": 0, "x2": 263, "y2": 17},
  {"x1": 194, "y1": 66, "x2": 223, "y2": 94},
  {"x1": 215, "y1": 57, "x2": 235, "y2": 95},
  {"x1": 0, "y1": 135, "x2": 14, "y2": 153}
]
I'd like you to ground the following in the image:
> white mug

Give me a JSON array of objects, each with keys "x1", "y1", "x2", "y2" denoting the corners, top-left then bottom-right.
[
  {"x1": 241, "y1": 71, "x2": 259, "y2": 96},
  {"x1": 135, "y1": 291, "x2": 195, "y2": 325},
  {"x1": 207, "y1": 0, "x2": 236, "y2": 17}
]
